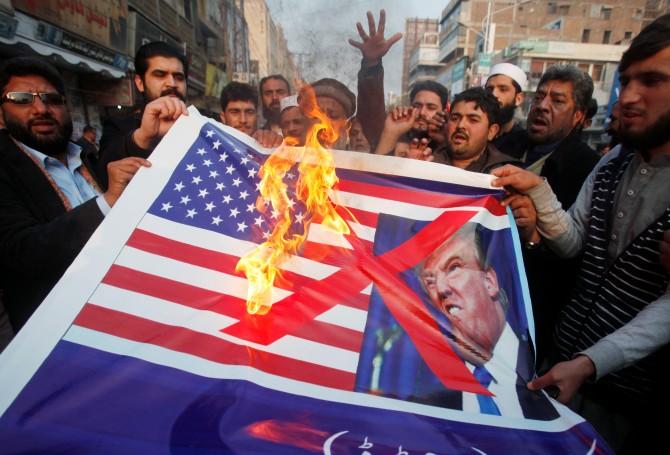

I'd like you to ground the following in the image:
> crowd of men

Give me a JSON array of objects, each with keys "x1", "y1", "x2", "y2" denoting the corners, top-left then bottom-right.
[{"x1": 0, "y1": 8, "x2": 668, "y2": 453}]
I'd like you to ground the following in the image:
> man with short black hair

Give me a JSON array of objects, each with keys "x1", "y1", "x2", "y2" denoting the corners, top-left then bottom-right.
[
  {"x1": 76, "y1": 124, "x2": 98, "y2": 160},
  {"x1": 0, "y1": 57, "x2": 149, "y2": 330},
  {"x1": 219, "y1": 82, "x2": 282, "y2": 147},
  {"x1": 443, "y1": 87, "x2": 517, "y2": 173},
  {"x1": 259, "y1": 74, "x2": 290, "y2": 133},
  {"x1": 493, "y1": 15, "x2": 670, "y2": 451},
  {"x1": 219, "y1": 82, "x2": 259, "y2": 136},
  {"x1": 98, "y1": 41, "x2": 189, "y2": 188},
  {"x1": 408, "y1": 80, "x2": 449, "y2": 147},
  {"x1": 372, "y1": 80, "x2": 450, "y2": 159}
]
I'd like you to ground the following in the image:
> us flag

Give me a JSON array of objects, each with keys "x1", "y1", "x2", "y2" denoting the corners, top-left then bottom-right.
[
  {"x1": 67, "y1": 118, "x2": 510, "y2": 391},
  {"x1": 0, "y1": 109, "x2": 610, "y2": 454}
]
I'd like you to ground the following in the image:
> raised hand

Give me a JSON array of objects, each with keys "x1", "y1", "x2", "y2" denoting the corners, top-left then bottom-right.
[
  {"x1": 426, "y1": 110, "x2": 447, "y2": 147},
  {"x1": 133, "y1": 96, "x2": 188, "y2": 149},
  {"x1": 407, "y1": 138, "x2": 434, "y2": 162},
  {"x1": 348, "y1": 9, "x2": 402, "y2": 66},
  {"x1": 384, "y1": 107, "x2": 417, "y2": 137}
]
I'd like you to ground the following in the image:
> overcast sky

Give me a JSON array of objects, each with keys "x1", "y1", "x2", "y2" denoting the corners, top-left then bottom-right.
[{"x1": 266, "y1": 0, "x2": 446, "y2": 96}]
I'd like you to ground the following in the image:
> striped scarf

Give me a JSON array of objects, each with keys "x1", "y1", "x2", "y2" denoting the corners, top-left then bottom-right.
[{"x1": 555, "y1": 148, "x2": 670, "y2": 401}]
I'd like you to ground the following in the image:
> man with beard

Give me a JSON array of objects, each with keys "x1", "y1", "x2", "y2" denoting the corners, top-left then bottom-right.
[
  {"x1": 97, "y1": 41, "x2": 188, "y2": 188},
  {"x1": 485, "y1": 63, "x2": 527, "y2": 158},
  {"x1": 0, "y1": 57, "x2": 149, "y2": 330},
  {"x1": 492, "y1": 14, "x2": 670, "y2": 452},
  {"x1": 259, "y1": 75, "x2": 290, "y2": 133}
]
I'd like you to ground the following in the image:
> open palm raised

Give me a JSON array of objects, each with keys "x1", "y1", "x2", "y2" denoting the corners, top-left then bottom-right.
[{"x1": 348, "y1": 9, "x2": 403, "y2": 65}]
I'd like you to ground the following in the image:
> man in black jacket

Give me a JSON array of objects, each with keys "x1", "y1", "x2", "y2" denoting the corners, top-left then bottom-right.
[
  {"x1": 0, "y1": 57, "x2": 148, "y2": 330},
  {"x1": 485, "y1": 63, "x2": 527, "y2": 159},
  {"x1": 97, "y1": 41, "x2": 188, "y2": 188},
  {"x1": 503, "y1": 65, "x2": 601, "y2": 365},
  {"x1": 504, "y1": 65, "x2": 600, "y2": 207},
  {"x1": 442, "y1": 88, "x2": 518, "y2": 173}
]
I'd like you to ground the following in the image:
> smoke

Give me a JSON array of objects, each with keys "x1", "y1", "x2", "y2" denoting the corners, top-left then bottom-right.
[{"x1": 266, "y1": 0, "x2": 445, "y2": 97}]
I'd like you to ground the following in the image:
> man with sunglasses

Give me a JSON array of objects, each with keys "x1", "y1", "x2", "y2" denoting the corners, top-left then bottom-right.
[
  {"x1": 97, "y1": 41, "x2": 188, "y2": 189},
  {"x1": 0, "y1": 57, "x2": 149, "y2": 331}
]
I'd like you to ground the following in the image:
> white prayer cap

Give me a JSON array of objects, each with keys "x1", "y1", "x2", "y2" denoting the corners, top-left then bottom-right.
[
  {"x1": 487, "y1": 63, "x2": 528, "y2": 91},
  {"x1": 280, "y1": 95, "x2": 299, "y2": 112}
]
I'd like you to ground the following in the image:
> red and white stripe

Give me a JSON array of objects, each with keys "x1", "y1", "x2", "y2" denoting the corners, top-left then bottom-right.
[{"x1": 66, "y1": 172, "x2": 510, "y2": 391}]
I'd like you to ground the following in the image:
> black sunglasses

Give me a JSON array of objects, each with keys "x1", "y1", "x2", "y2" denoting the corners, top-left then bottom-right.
[{"x1": 1, "y1": 92, "x2": 66, "y2": 106}]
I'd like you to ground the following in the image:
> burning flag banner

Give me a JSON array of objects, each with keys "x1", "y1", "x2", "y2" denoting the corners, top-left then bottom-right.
[{"x1": 0, "y1": 107, "x2": 610, "y2": 454}]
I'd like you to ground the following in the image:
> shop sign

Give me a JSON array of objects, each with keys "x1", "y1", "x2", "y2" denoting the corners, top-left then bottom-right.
[{"x1": 13, "y1": 0, "x2": 129, "y2": 53}]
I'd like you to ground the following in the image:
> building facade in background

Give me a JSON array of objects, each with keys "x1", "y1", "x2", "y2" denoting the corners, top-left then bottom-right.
[
  {"x1": 407, "y1": 31, "x2": 445, "y2": 96},
  {"x1": 437, "y1": 0, "x2": 649, "y2": 92},
  {"x1": 401, "y1": 18, "x2": 438, "y2": 102},
  {"x1": 0, "y1": 0, "x2": 297, "y2": 131},
  {"x1": 244, "y1": 0, "x2": 297, "y2": 85}
]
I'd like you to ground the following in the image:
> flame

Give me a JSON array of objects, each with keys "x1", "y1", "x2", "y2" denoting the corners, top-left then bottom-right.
[{"x1": 235, "y1": 85, "x2": 350, "y2": 315}]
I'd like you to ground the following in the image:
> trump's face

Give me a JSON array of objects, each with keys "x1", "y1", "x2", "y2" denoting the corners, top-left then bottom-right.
[{"x1": 420, "y1": 231, "x2": 505, "y2": 365}]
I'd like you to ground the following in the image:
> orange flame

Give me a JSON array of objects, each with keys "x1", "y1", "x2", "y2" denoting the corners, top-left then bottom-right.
[{"x1": 235, "y1": 85, "x2": 350, "y2": 315}]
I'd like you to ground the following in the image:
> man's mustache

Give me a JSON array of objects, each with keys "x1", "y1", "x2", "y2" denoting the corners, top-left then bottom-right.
[
  {"x1": 451, "y1": 129, "x2": 469, "y2": 140},
  {"x1": 28, "y1": 114, "x2": 58, "y2": 127},
  {"x1": 160, "y1": 88, "x2": 185, "y2": 100}
]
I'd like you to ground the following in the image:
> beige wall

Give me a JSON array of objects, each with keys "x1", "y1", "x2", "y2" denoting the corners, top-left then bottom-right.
[
  {"x1": 244, "y1": 0, "x2": 298, "y2": 85},
  {"x1": 244, "y1": 0, "x2": 270, "y2": 77}
]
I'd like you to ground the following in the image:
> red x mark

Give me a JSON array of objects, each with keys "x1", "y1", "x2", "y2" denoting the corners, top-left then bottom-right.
[{"x1": 222, "y1": 196, "x2": 504, "y2": 395}]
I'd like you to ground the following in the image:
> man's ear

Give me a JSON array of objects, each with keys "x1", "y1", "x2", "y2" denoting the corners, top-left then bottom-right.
[
  {"x1": 219, "y1": 111, "x2": 226, "y2": 125},
  {"x1": 134, "y1": 74, "x2": 145, "y2": 93},
  {"x1": 572, "y1": 109, "x2": 585, "y2": 128},
  {"x1": 484, "y1": 267, "x2": 499, "y2": 299},
  {"x1": 514, "y1": 91, "x2": 525, "y2": 108},
  {"x1": 487, "y1": 122, "x2": 501, "y2": 141}
]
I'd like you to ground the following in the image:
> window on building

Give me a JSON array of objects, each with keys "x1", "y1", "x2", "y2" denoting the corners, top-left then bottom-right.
[
  {"x1": 603, "y1": 30, "x2": 611, "y2": 44},
  {"x1": 592, "y1": 64, "x2": 603, "y2": 81},
  {"x1": 530, "y1": 60, "x2": 545, "y2": 79},
  {"x1": 582, "y1": 29, "x2": 591, "y2": 42},
  {"x1": 578, "y1": 63, "x2": 589, "y2": 74},
  {"x1": 558, "y1": 4, "x2": 570, "y2": 15},
  {"x1": 624, "y1": 31, "x2": 632, "y2": 40},
  {"x1": 183, "y1": 0, "x2": 192, "y2": 21},
  {"x1": 601, "y1": 7, "x2": 612, "y2": 20},
  {"x1": 547, "y1": 2, "x2": 557, "y2": 14},
  {"x1": 424, "y1": 33, "x2": 438, "y2": 45}
]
